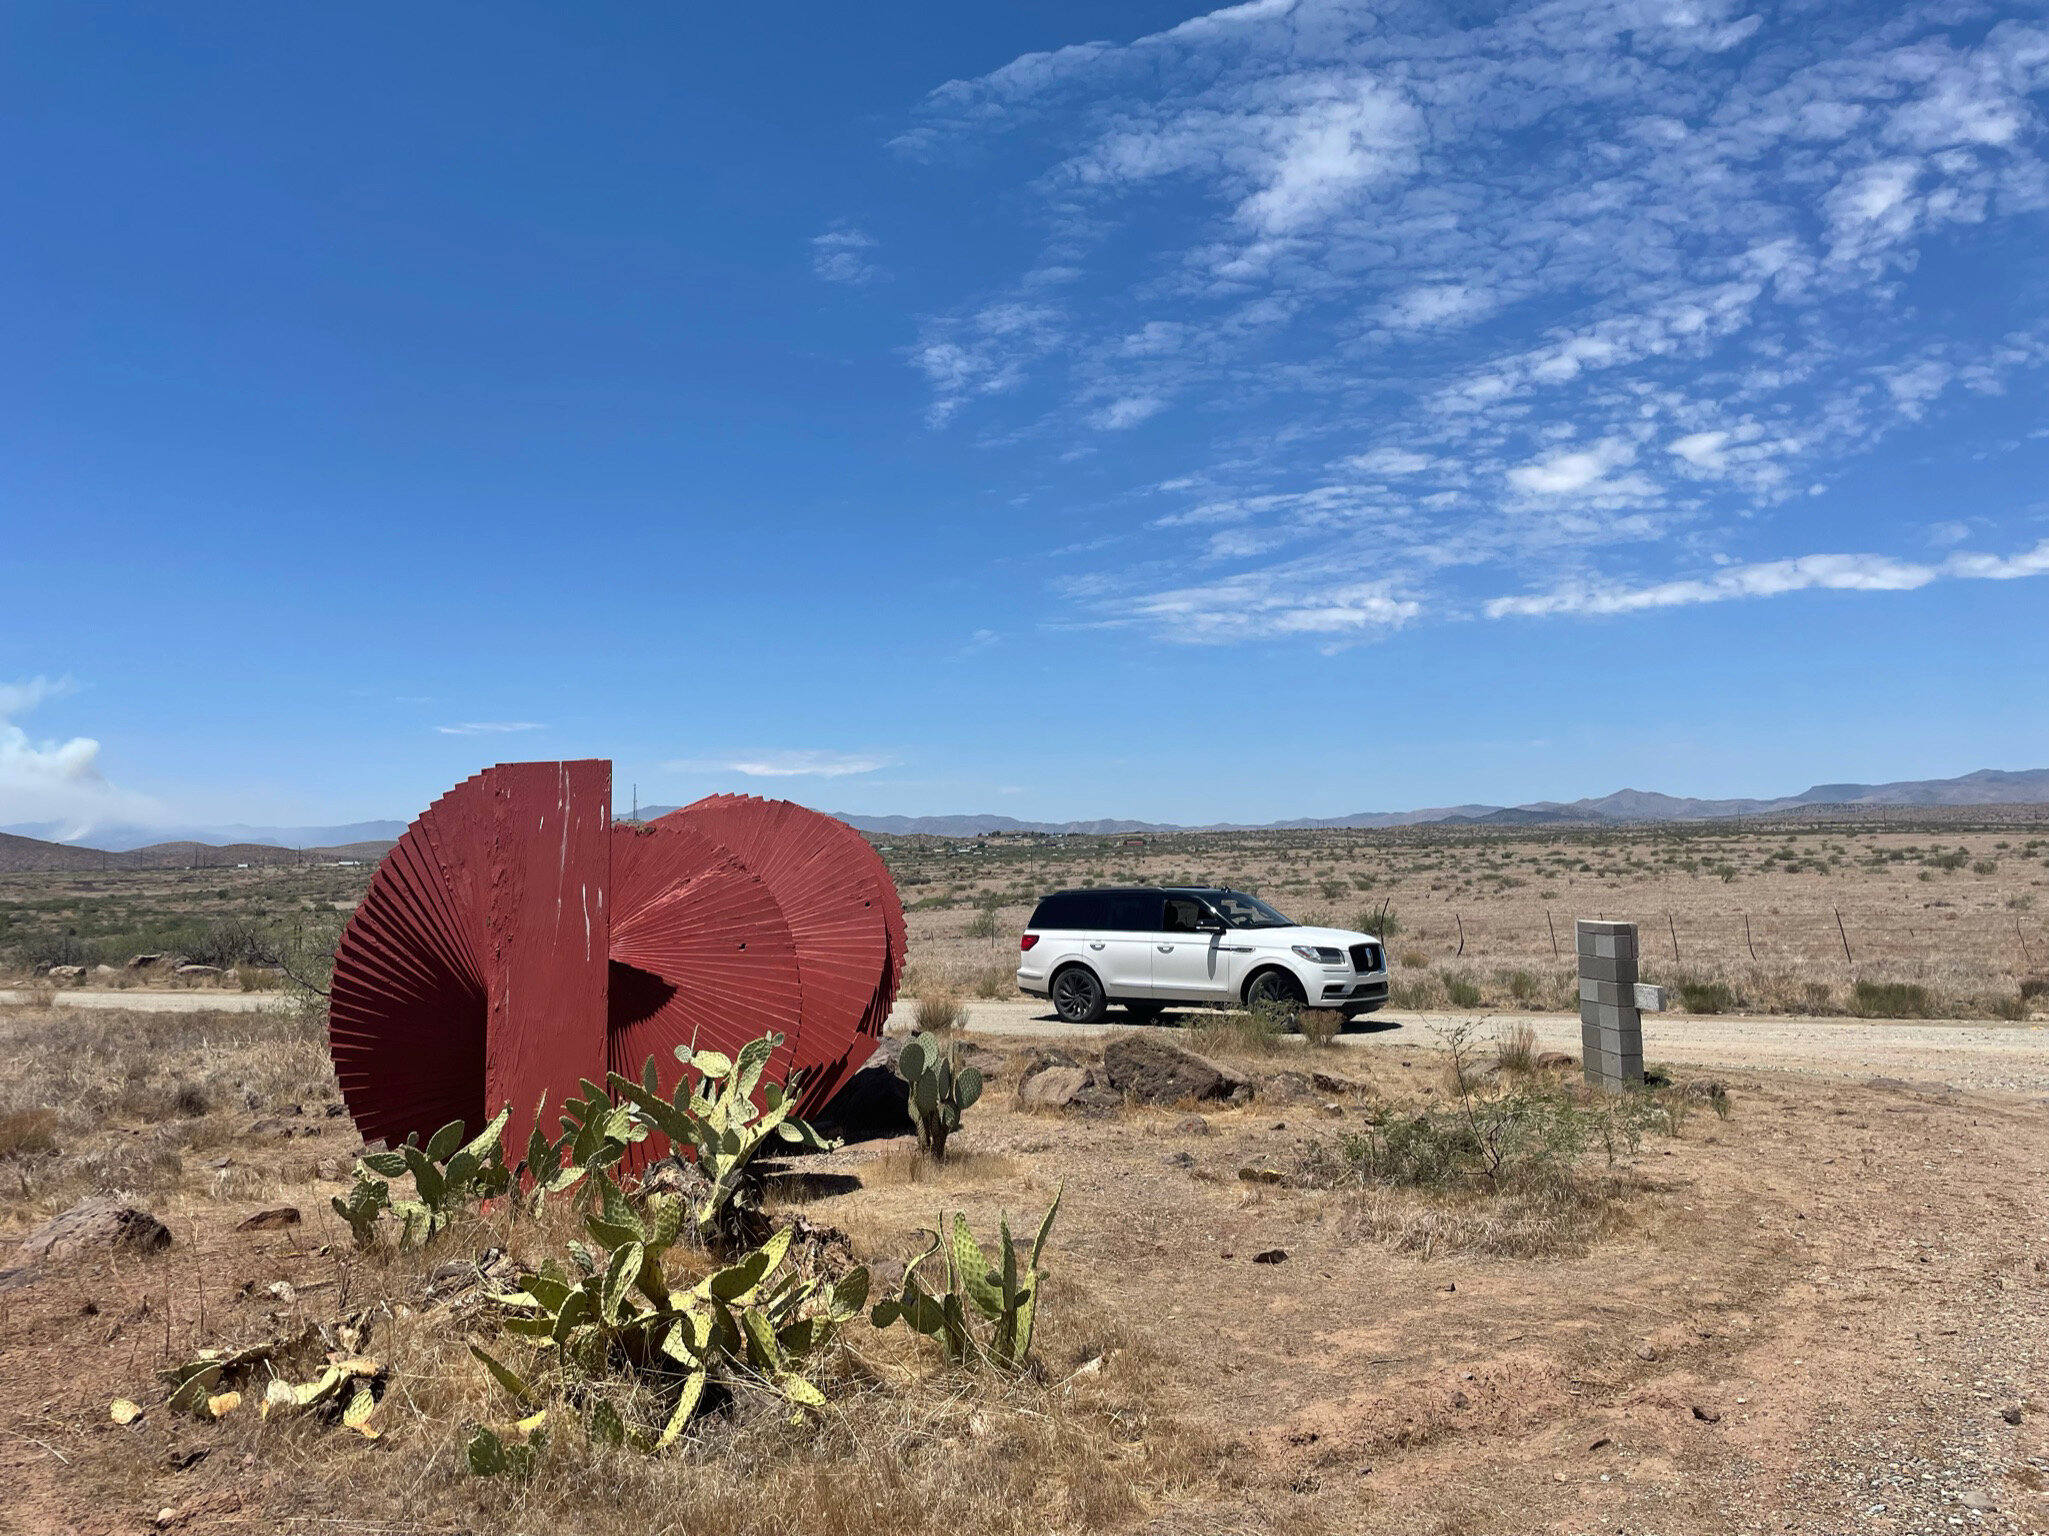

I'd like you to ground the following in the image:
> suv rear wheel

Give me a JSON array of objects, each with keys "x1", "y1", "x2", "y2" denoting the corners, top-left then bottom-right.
[{"x1": 1051, "y1": 965, "x2": 1107, "y2": 1023}]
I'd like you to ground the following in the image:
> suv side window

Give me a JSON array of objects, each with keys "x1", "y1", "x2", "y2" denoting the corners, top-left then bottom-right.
[
  {"x1": 1161, "y1": 897, "x2": 1208, "y2": 934},
  {"x1": 1103, "y1": 892, "x2": 1156, "y2": 932}
]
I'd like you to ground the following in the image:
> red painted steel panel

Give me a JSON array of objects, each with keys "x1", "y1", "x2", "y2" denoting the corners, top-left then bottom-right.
[
  {"x1": 663, "y1": 796, "x2": 903, "y2": 1114},
  {"x1": 481, "y1": 760, "x2": 612, "y2": 1163}
]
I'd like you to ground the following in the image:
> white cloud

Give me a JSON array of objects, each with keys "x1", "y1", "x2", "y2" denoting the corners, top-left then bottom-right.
[
  {"x1": 1486, "y1": 537, "x2": 2049, "y2": 617},
  {"x1": 812, "y1": 227, "x2": 885, "y2": 285},
  {"x1": 1507, "y1": 439, "x2": 1642, "y2": 497},
  {"x1": 0, "y1": 676, "x2": 162, "y2": 837},
  {"x1": 436, "y1": 722, "x2": 545, "y2": 736},
  {"x1": 664, "y1": 750, "x2": 889, "y2": 779},
  {"x1": 893, "y1": 0, "x2": 2049, "y2": 642},
  {"x1": 1133, "y1": 569, "x2": 1420, "y2": 643}
]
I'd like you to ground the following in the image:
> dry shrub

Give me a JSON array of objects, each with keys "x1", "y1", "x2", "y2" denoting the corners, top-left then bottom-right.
[
  {"x1": 0, "y1": 1108, "x2": 58, "y2": 1158},
  {"x1": 966, "y1": 961, "x2": 1015, "y2": 1000},
  {"x1": 1494, "y1": 1021, "x2": 1537, "y2": 1073},
  {"x1": 1299, "y1": 1009, "x2": 1341, "y2": 1048},
  {"x1": 1185, "y1": 1009, "x2": 1292, "y2": 1061},
  {"x1": 914, "y1": 992, "x2": 965, "y2": 1033}
]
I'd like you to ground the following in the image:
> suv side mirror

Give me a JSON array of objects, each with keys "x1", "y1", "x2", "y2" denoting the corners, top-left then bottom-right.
[{"x1": 1195, "y1": 913, "x2": 1226, "y2": 933}]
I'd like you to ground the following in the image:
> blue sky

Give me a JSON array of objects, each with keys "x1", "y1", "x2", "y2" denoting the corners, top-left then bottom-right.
[{"x1": 2, "y1": 0, "x2": 2046, "y2": 834}]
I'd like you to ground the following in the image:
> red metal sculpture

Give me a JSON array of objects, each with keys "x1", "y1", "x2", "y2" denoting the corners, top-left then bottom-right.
[{"x1": 328, "y1": 761, "x2": 904, "y2": 1157}]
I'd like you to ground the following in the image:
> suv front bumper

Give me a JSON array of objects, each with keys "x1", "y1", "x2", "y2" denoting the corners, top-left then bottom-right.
[{"x1": 1320, "y1": 976, "x2": 1390, "y2": 1008}]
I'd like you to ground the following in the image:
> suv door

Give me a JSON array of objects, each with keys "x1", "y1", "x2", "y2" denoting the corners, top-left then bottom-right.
[
  {"x1": 1148, "y1": 895, "x2": 1234, "y2": 1000},
  {"x1": 1094, "y1": 891, "x2": 1159, "y2": 998}
]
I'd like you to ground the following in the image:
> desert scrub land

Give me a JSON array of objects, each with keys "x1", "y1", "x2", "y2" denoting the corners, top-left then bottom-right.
[
  {"x1": 888, "y1": 808, "x2": 2049, "y2": 1022},
  {"x1": 1, "y1": 999, "x2": 2046, "y2": 1534}
]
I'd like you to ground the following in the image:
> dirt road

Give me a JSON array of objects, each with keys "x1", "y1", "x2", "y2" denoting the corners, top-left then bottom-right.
[
  {"x1": 886, "y1": 998, "x2": 2049, "y2": 1097},
  {"x1": 0, "y1": 988, "x2": 282, "y2": 1013}
]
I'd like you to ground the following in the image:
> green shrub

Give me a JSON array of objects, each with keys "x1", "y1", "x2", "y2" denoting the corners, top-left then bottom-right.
[
  {"x1": 1678, "y1": 980, "x2": 1734, "y2": 1014},
  {"x1": 1850, "y1": 979, "x2": 1936, "y2": 1018},
  {"x1": 1444, "y1": 974, "x2": 1482, "y2": 1009}
]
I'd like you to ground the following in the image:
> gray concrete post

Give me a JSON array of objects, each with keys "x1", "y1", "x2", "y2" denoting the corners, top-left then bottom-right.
[{"x1": 1577, "y1": 919, "x2": 1645, "y2": 1090}]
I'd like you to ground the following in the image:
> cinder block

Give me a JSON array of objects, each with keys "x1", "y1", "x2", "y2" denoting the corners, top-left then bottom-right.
[
  {"x1": 1633, "y1": 982, "x2": 1669, "y2": 1012},
  {"x1": 1579, "y1": 999, "x2": 1641, "y2": 1031},
  {"x1": 1575, "y1": 920, "x2": 1638, "y2": 962},
  {"x1": 1578, "y1": 977, "x2": 1638, "y2": 1008},
  {"x1": 1579, "y1": 954, "x2": 1639, "y2": 984},
  {"x1": 1575, "y1": 919, "x2": 1635, "y2": 936}
]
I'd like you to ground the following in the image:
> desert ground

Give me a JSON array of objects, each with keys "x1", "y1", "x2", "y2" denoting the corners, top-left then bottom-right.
[{"x1": 0, "y1": 810, "x2": 2045, "y2": 1534}]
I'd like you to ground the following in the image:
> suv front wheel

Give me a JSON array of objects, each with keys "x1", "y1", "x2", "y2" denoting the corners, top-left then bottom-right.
[
  {"x1": 1244, "y1": 968, "x2": 1307, "y2": 1015},
  {"x1": 1050, "y1": 965, "x2": 1107, "y2": 1023}
]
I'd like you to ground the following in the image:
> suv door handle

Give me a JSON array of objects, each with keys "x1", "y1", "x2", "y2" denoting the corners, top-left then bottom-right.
[
  {"x1": 1220, "y1": 944, "x2": 1254, "y2": 953},
  {"x1": 1156, "y1": 944, "x2": 1174, "y2": 953},
  {"x1": 1088, "y1": 941, "x2": 1105, "y2": 950}
]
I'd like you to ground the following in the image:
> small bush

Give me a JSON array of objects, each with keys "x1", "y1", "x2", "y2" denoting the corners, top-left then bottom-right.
[
  {"x1": 1358, "y1": 905, "x2": 1404, "y2": 939},
  {"x1": 1444, "y1": 974, "x2": 1482, "y2": 1009},
  {"x1": 0, "y1": 1108, "x2": 60, "y2": 1158},
  {"x1": 967, "y1": 962, "x2": 1014, "y2": 1000},
  {"x1": 1495, "y1": 1022, "x2": 1537, "y2": 1073},
  {"x1": 1850, "y1": 980, "x2": 1936, "y2": 1018},
  {"x1": 1505, "y1": 970, "x2": 1539, "y2": 1004},
  {"x1": 1972, "y1": 860, "x2": 1998, "y2": 876},
  {"x1": 1299, "y1": 1009, "x2": 1341, "y2": 1048},
  {"x1": 914, "y1": 992, "x2": 965, "y2": 1033},
  {"x1": 964, "y1": 906, "x2": 1003, "y2": 941},
  {"x1": 1399, "y1": 949, "x2": 1427, "y2": 970},
  {"x1": 1678, "y1": 980, "x2": 1734, "y2": 1015},
  {"x1": 172, "y1": 1082, "x2": 211, "y2": 1118},
  {"x1": 1187, "y1": 1008, "x2": 1288, "y2": 1058}
]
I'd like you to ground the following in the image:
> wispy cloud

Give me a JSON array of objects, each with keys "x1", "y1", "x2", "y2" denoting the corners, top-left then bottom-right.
[
  {"x1": 1486, "y1": 537, "x2": 2049, "y2": 618},
  {"x1": 435, "y1": 721, "x2": 546, "y2": 736},
  {"x1": 811, "y1": 226, "x2": 886, "y2": 285},
  {"x1": 663, "y1": 750, "x2": 889, "y2": 779},
  {"x1": 885, "y1": 0, "x2": 2049, "y2": 640}
]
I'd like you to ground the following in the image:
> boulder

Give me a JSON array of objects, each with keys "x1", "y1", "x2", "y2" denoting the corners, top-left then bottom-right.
[
  {"x1": 1019, "y1": 1066, "x2": 1091, "y2": 1110},
  {"x1": 1309, "y1": 1068, "x2": 1363, "y2": 1095},
  {"x1": 234, "y1": 1207, "x2": 301, "y2": 1232},
  {"x1": 1101, "y1": 1036, "x2": 1245, "y2": 1105},
  {"x1": 1264, "y1": 1071, "x2": 1315, "y2": 1103},
  {"x1": 46, "y1": 965, "x2": 84, "y2": 981},
  {"x1": 1535, "y1": 1051, "x2": 1576, "y2": 1070},
  {"x1": 17, "y1": 1197, "x2": 171, "y2": 1265},
  {"x1": 1175, "y1": 1114, "x2": 1211, "y2": 1136},
  {"x1": 126, "y1": 954, "x2": 163, "y2": 969},
  {"x1": 175, "y1": 964, "x2": 221, "y2": 978}
]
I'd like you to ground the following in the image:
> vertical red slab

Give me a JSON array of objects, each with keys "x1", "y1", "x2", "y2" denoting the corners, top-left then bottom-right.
[{"x1": 480, "y1": 759, "x2": 612, "y2": 1160}]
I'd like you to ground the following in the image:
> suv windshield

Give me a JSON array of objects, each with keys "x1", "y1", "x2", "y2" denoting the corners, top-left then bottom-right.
[{"x1": 1208, "y1": 890, "x2": 1294, "y2": 929}]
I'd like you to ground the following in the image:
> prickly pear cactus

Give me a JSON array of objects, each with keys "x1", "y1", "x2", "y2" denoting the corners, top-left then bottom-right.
[{"x1": 895, "y1": 1035, "x2": 983, "y2": 1159}]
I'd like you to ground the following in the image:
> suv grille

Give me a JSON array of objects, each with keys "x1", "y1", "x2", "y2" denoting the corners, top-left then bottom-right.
[{"x1": 1349, "y1": 942, "x2": 1383, "y2": 973}]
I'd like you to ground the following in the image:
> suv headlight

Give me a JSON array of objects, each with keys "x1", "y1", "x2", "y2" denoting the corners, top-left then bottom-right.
[{"x1": 1292, "y1": 945, "x2": 1346, "y2": 965}]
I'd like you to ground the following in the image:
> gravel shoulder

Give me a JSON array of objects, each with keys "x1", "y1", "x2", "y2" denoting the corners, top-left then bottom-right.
[{"x1": 887, "y1": 999, "x2": 2049, "y2": 1098}]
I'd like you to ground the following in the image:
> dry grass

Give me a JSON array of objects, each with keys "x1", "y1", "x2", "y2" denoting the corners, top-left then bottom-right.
[
  {"x1": 1494, "y1": 1021, "x2": 1538, "y2": 1073},
  {"x1": 857, "y1": 1148, "x2": 1020, "y2": 1188},
  {"x1": 1341, "y1": 1168, "x2": 1643, "y2": 1259}
]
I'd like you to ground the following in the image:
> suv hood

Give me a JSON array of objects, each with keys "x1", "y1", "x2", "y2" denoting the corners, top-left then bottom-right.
[{"x1": 1256, "y1": 925, "x2": 1376, "y2": 947}]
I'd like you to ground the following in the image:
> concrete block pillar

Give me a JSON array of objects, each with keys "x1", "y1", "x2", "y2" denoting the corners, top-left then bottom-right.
[{"x1": 1576, "y1": 919, "x2": 1644, "y2": 1091}]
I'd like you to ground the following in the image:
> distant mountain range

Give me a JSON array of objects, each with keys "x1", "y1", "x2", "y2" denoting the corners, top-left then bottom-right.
[
  {"x1": 0, "y1": 819, "x2": 407, "y2": 853},
  {"x1": 640, "y1": 767, "x2": 2049, "y2": 837},
  {"x1": 4, "y1": 768, "x2": 2045, "y2": 872}
]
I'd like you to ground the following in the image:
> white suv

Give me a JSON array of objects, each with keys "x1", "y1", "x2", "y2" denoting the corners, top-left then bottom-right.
[{"x1": 1016, "y1": 886, "x2": 1390, "y2": 1024}]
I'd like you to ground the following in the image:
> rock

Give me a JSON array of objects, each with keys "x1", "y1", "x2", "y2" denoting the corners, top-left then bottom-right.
[
  {"x1": 1019, "y1": 1066, "x2": 1091, "y2": 1110},
  {"x1": 1227, "y1": 1081, "x2": 1255, "y2": 1105},
  {"x1": 1636, "y1": 1343, "x2": 1658, "y2": 1361},
  {"x1": 1162, "y1": 1151, "x2": 1196, "y2": 1169},
  {"x1": 314, "y1": 1158, "x2": 344, "y2": 1181},
  {"x1": 1175, "y1": 1114, "x2": 1211, "y2": 1135},
  {"x1": 1316, "y1": 1101, "x2": 1345, "y2": 1118},
  {"x1": 93, "y1": 964, "x2": 117, "y2": 977},
  {"x1": 1251, "y1": 1248, "x2": 1289, "y2": 1264},
  {"x1": 1957, "y1": 1490, "x2": 1996, "y2": 1513},
  {"x1": 2000, "y1": 1403, "x2": 2023, "y2": 1425},
  {"x1": 1237, "y1": 1166, "x2": 1285, "y2": 1185},
  {"x1": 1535, "y1": 1051, "x2": 1576, "y2": 1069},
  {"x1": 234, "y1": 1207, "x2": 301, "y2": 1232},
  {"x1": 1309, "y1": 1068, "x2": 1362, "y2": 1095},
  {"x1": 17, "y1": 1198, "x2": 171, "y2": 1265},
  {"x1": 1691, "y1": 1405, "x2": 1721, "y2": 1424},
  {"x1": 46, "y1": 965, "x2": 84, "y2": 981},
  {"x1": 1264, "y1": 1071, "x2": 1314, "y2": 1103},
  {"x1": 811, "y1": 1047, "x2": 911, "y2": 1143},
  {"x1": 868, "y1": 1256, "x2": 907, "y2": 1296},
  {"x1": 1102, "y1": 1035, "x2": 1244, "y2": 1104},
  {"x1": 127, "y1": 954, "x2": 164, "y2": 969},
  {"x1": 175, "y1": 964, "x2": 221, "y2": 977},
  {"x1": 246, "y1": 1118, "x2": 296, "y2": 1139}
]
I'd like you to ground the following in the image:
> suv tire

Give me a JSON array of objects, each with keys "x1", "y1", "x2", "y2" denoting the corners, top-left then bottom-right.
[
  {"x1": 1051, "y1": 965, "x2": 1108, "y2": 1023},
  {"x1": 1244, "y1": 968, "x2": 1307, "y2": 1015}
]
